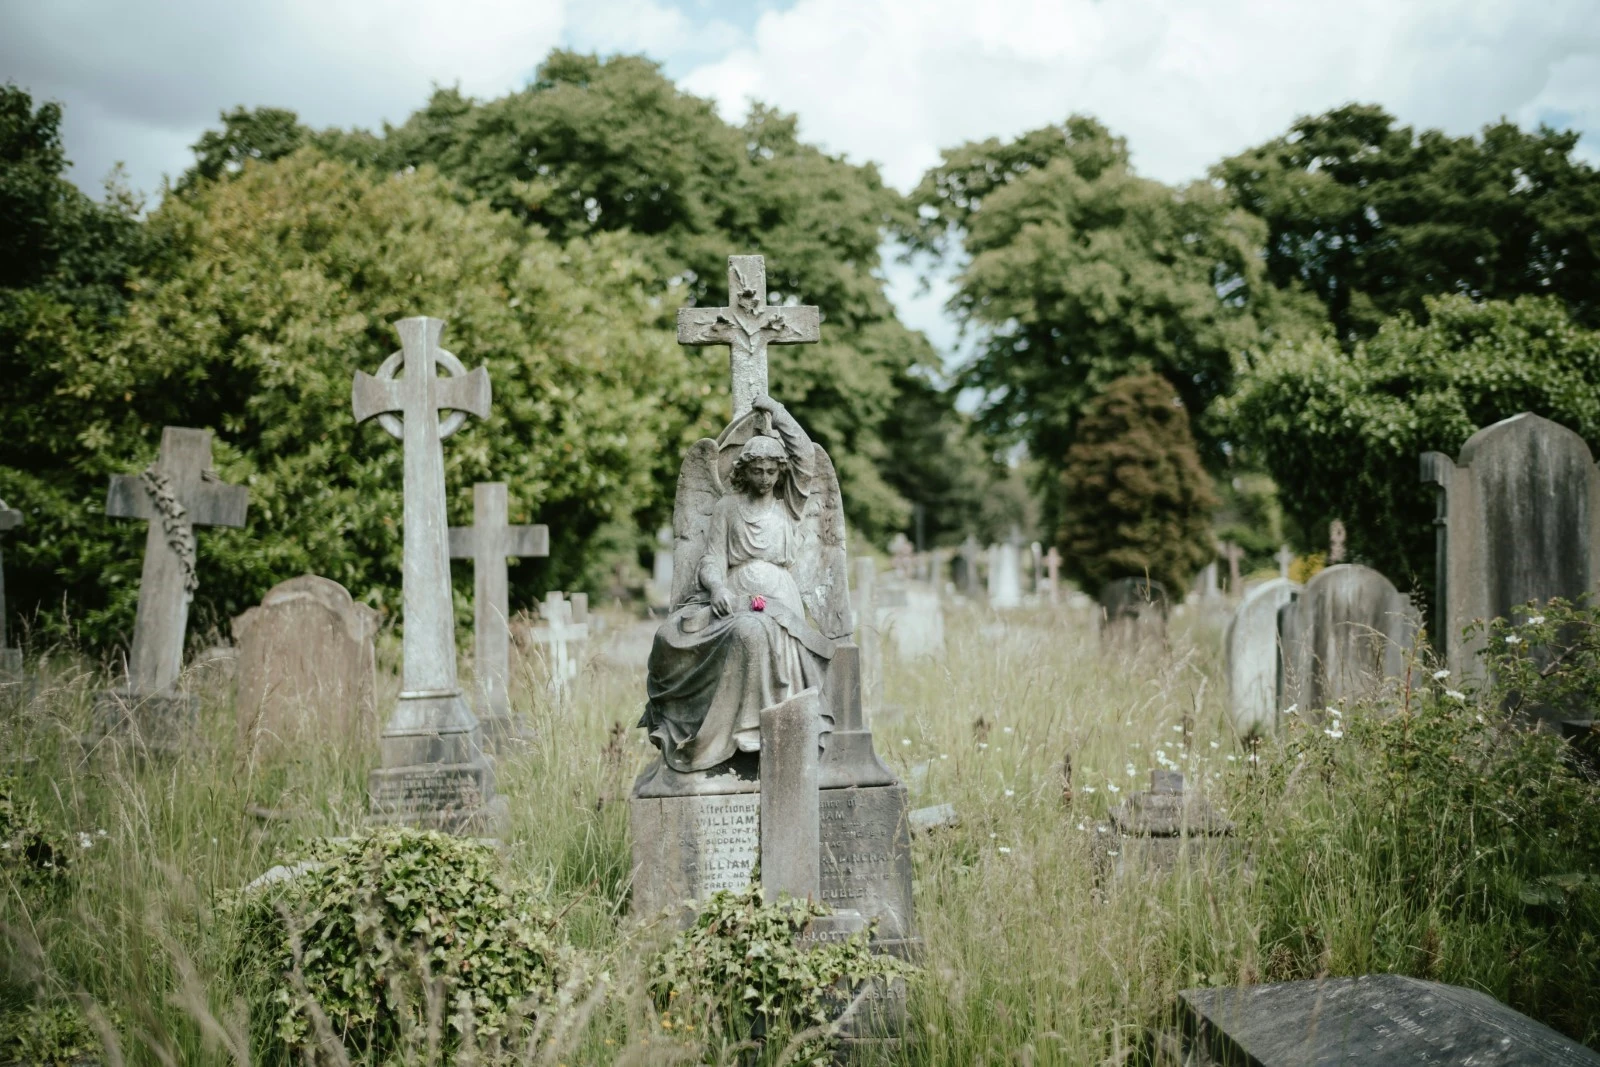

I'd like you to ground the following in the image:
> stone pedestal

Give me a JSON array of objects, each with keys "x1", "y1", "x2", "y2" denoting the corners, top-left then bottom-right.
[
  {"x1": 1103, "y1": 770, "x2": 1234, "y2": 878},
  {"x1": 88, "y1": 688, "x2": 199, "y2": 757},
  {"x1": 368, "y1": 692, "x2": 505, "y2": 833}
]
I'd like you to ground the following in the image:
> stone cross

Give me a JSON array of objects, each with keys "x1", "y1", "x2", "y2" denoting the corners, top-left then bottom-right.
[
  {"x1": 525, "y1": 591, "x2": 589, "y2": 700},
  {"x1": 449, "y1": 482, "x2": 548, "y2": 731},
  {"x1": 0, "y1": 499, "x2": 22, "y2": 673},
  {"x1": 1043, "y1": 547, "x2": 1062, "y2": 602},
  {"x1": 105, "y1": 427, "x2": 247, "y2": 694},
  {"x1": 1219, "y1": 541, "x2": 1245, "y2": 595},
  {"x1": 677, "y1": 255, "x2": 820, "y2": 421},
  {"x1": 1328, "y1": 519, "x2": 1347, "y2": 563},
  {"x1": 1275, "y1": 544, "x2": 1294, "y2": 580}
]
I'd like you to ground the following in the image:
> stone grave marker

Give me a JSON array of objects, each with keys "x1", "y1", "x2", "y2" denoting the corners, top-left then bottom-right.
[
  {"x1": 1042, "y1": 546, "x2": 1062, "y2": 602},
  {"x1": 1329, "y1": 518, "x2": 1348, "y2": 562},
  {"x1": 1194, "y1": 561, "x2": 1221, "y2": 603},
  {"x1": 1278, "y1": 563, "x2": 1420, "y2": 713},
  {"x1": 1098, "y1": 577, "x2": 1169, "y2": 645},
  {"x1": 988, "y1": 535, "x2": 1023, "y2": 610},
  {"x1": 1219, "y1": 540, "x2": 1245, "y2": 596},
  {"x1": 1178, "y1": 974, "x2": 1600, "y2": 1066},
  {"x1": 353, "y1": 316, "x2": 503, "y2": 832},
  {"x1": 1104, "y1": 769, "x2": 1233, "y2": 877},
  {"x1": 449, "y1": 482, "x2": 548, "y2": 746},
  {"x1": 0, "y1": 499, "x2": 22, "y2": 675},
  {"x1": 233, "y1": 575, "x2": 379, "y2": 751},
  {"x1": 1275, "y1": 544, "x2": 1294, "y2": 580},
  {"x1": 852, "y1": 557, "x2": 884, "y2": 712},
  {"x1": 96, "y1": 427, "x2": 248, "y2": 751},
  {"x1": 1423, "y1": 413, "x2": 1600, "y2": 716},
  {"x1": 521, "y1": 591, "x2": 589, "y2": 701},
  {"x1": 650, "y1": 525, "x2": 674, "y2": 608},
  {"x1": 1224, "y1": 578, "x2": 1300, "y2": 738}
]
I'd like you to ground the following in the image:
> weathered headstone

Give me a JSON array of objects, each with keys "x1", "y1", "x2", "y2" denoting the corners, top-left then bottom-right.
[
  {"x1": 1098, "y1": 577, "x2": 1169, "y2": 645},
  {"x1": 1219, "y1": 541, "x2": 1245, "y2": 596},
  {"x1": 1178, "y1": 974, "x2": 1600, "y2": 1066},
  {"x1": 521, "y1": 591, "x2": 590, "y2": 701},
  {"x1": 988, "y1": 536, "x2": 1023, "y2": 610},
  {"x1": 353, "y1": 316, "x2": 503, "y2": 832},
  {"x1": 1328, "y1": 518, "x2": 1348, "y2": 563},
  {"x1": 0, "y1": 499, "x2": 22, "y2": 675},
  {"x1": 1105, "y1": 769, "x2": 1233, "y2": 877},
  {"x1": 852, "y1": 557, "x2": 884, "y2": 711},
  {"x1": 1194, "y1": 561, "x2": 1221, "y2": 602},
  {"x1": 1278, "y1": 563, "x2": 1420, "y2": 712},
  {"x1": 1275, "y1": 544, "x2": 1294, "y2": 580},
  {"x1": 233, "y1": 575, "x2": 379, "y2": 750},
  {"x1": 1224, "y1": 578, "x2": 1300, "y2": 737},
  {"x1": 955, "y1": 535, "x2": 982, "y2": 597},
  {"x1": 650, "y1": 525, "x2": 674, "y2": 608},
  {"x1": 1423, "y1": 413, "x2": 1600, "y2": 713},
  {"x1": 96, "y1": 427, "x2": 248, "y2": 751},
  {"x1": 889, "y1": 533, "x2": 914, "y2": 578},
  {"x1": 449, "y1": 482, "x2": 548, "y2": 745},
  {"x1": 759, "y1": 687, "x2": 823, "y2": 900},
  {"x1": 1042, "y1": 546, "x2": 1062, "y2": 602}
]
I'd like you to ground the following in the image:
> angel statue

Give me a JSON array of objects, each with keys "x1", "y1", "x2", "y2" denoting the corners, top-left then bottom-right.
[{"x1": 637, "y1": 394, "x2": 852, "y2": 788}]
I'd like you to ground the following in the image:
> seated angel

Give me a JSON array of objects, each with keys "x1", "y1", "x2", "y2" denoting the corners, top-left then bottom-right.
[{"x1": 640, "y1": 395, "x2": 852, "y2": 774}]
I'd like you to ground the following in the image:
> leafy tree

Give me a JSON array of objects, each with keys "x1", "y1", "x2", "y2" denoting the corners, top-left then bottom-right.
[
  {"x1": 1055, "y1": 373, "x2": 1217, "y2": 594},
  {"x1": 1218, "y1": 104, "x2": 1600, "y2": 343},
  {"x1": 0, "y1": 148, "x2": 720, "y2": 649},
  {"x1": 1226, "y1": 294, "x2": 1600, "y2": 595}
]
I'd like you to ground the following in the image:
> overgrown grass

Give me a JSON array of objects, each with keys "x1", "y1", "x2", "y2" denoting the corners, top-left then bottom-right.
[{"x1": 2, "y1": 601, "x2": 1596, "y2": 1065}]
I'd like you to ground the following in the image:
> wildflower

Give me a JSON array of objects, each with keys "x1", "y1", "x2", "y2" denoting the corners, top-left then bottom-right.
[
  {"x1": 1209, "y1": 740, "x2": 1220, "y2": 749},
  {"x1": 1125, "y1": 764, "x2": 1137, "y2": 777},
  {"x1": 1505, "y1": 634, "x2": 1523, "y2": 646},
  {"x1": 998, "y1": 846, "x2": 1012, "y2": 854},
  {"x1": 1107, "y1": 850, "x2": 1120, "y2": 857},
  {"x1": 1283, "y1": 703, "x2": 1299, "y2": 715},
  {"x1": 1004, "y1": 788, "x2": 1015, "y2": 797},
  {"x1": 1432, "y1": 669, "x2": 1450, "y2": 680},
  {"x1": 989, "y1": 832, "x2": 997, "y2": 839},
  {"x1": 1475, "y1": 714, "x2": 1486, "y2": 725},
  {"x1": 96, "y1": 829, "x2": 107, "y2": 837},
  {"x1": 1002, "y1": 726, "x2": 1014, "y2": 734},
  {"x1": 1527, "y1": 615, "x2": 1546, "y2": 626},
  {"x1": 1081, "y1": 785, "x2": 1097, "y2": 794},
  {"x1": 1325, "y1": 706, "x2": 1340, "y2": 718},
  {"x1": 901, "y1": 738, "x2": 911, "y2": 746},
  {"x1": 1096, "y1": 825, "x2": 1109, "y2": 834},
  {"x1": 1446, "y1": 689, "x2": 1466, "y2": 701},
  {"x1": 1324, "y1": 727, "x2": 1343, "y2": 740},
  {"x1": 1172, "y1": 724, "x2": 1183, "y2": 732},
  {"x1": 1076, "y1": 822, "x2": 1087, "y2": 831},
  {"x1": 1226, "y1": 754, "x2": 1237, "y2": 762},
  {"x1": 1246, "y1": 752, "x2": 1260, "y2": 763},
  {"x1": 940, "y1": 754, "x2": 948, "y2": 760},
  {"x1": 1, "y1": 842, "x2": 10, "y2": 851},
  {"x1": 1106, "y1": 783, "x2": 1121, "y2": 793},
  {"x1": 977, "y1": 742, "x2": 989, "y2": 750},
  {"x1": 77, "y1": 832, "x2": 93, "y2": 850}
]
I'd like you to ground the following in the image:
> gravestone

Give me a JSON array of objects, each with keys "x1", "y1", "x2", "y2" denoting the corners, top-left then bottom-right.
[
  {"x1": 1104, "y1": 770, "x2": 1233, "y2": 878},
  {"x1": 1224, "y1": 578, "x2": 1301, "y2": 737},
  {"x1": 0, "y1": 499, "x2": 22, "y2": 674},
  {"x1": 879, "y1": 583, "x2": 945, "y2": 660},
  {"x1": 953, "y1": 535, "x2": 982, "y2": 597},
  {"x1": 1099, "y1": 577, "x2": 1169, "y2": 645},
  {"x1": 1178, "y1": 975, "x2": 1600, "y2": 1066},
  {"x1": 988, "y1": 536, "x2": 1023, "y2": 610},
  {"x1": 1275, "y1": 544, "x2": 1294, "y2": 580},
  {"x1": 1329, "y1": 518, "x2": 1348, "y2": 563},
  {"x1": 889, "y1": 532, "x2": 914, "y2": 578},
  {"x1": 353, "y1": 316, "x2": 504, "y2": 832},
  {"x1": 520, "y1": 591, "x2": 589, "y2": 701},
  {"x1": 233, "y1": 575, "x2": 379, "y2": 751},
  {"x1": 1042, "y1": 546, "x2": 1062, "y2": 603},
  {"x1": 95, "y1": 427, "x2": 248, "y2": 751},
  {"x1": 1219, "y1": 541, "x2": 1245, "y2": 596},
  {"x1": 852, "y1": 557, "x2": 884, "y2": 712},
  {"x1": 1278, "y1": 564, "x2": 1420, "y2": 712},
  {"x1": 1423, "y1": 413, "x2": 1600, "y2": 714},
  {"x1": 650, "y1": 525, "x2": 674, "y2": 608},
  {"x1": 1195, "y1": 562, "x2": 1221, "y2": 602},
  {"x1": 449, "y1": 482, "x2": 548, "y2": 746}
]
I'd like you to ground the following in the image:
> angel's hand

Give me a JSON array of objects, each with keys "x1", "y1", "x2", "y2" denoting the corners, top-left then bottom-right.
[
  {"x1": 750, "y1": 395, "x2": 778, "y2": 414},
  {"x1": 711, "y1": 587, "x2": 734, "y2": 617}
]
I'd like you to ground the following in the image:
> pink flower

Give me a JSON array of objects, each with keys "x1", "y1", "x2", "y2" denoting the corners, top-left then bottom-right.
[{"x1": 750, "y1": 595, "x2": 767, "y2": 612}]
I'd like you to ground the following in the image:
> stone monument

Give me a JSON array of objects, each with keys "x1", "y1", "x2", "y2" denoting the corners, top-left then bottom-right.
[
  {"x1": 521, "y1": 590, "x2": 589, "y2": 701},
  {"x1": 1423, "y1": 413, "x2": 1600, "y2": 715},
  {"x1": 352, "y1": 316, "x2": 503, "y2": 832},
  {"x1": 96, "y1": 427, "x2": 248, "y2": 751},
  {"x1": 1042, "y1": 546, "x2": 1062, "y2": 603},
  {"x1": 0, "y1": 499, "x2": 22, "y2": 675},
  {"x1": 1278, "y1": 563, "x2": 1420, "y2": 712},
  {"x1": 1328, "y1": 518, "x2": 1348, "y2": 563},
  {"x1": 852, "y1": 557, "x2": 884, "y2": 712},
  {"x1": 1219, "y1": 540, "x2": 1244, "y2": 596},
  {"x1": 233, "y1": 575, "x2": 379, "y2": 751},
  {"x1": 650, "y1": 525, "x2": 673, "y2": 608},
  {"x1": 1275, "y1": 544, "x2": 1294, "y2": 580},
  {"x1": 1224, "y1": 578, "x2": 1300, "y2": 737},
  {"x1": 1098, "y1": 577, "x2": 1169, "y2": 646},
  {"x1": 1104, "y1": 769, "x2": 1233, "y2": 877},
  {"x1": 449, "y1": 482, "x2": 548, "y2": 745},
  {"x1": 988, "y1": 533, "x2": 1023, "y2": 610},
  {"x1": 630, "y1": 255, "x2": 915, "y2": 960}
]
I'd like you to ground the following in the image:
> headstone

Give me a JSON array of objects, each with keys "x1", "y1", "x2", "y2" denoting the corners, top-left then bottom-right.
[
  {"x1": 1219, "y1": 541, "x2": 1245, "y2": 596},
  {"x1": 521, "y1": 591, "x2": 590, "y2": 701},
  {"x1": 759, "y1": 687, "x2": 822, "y2": 900},
  {"x1": 1042, "y1": 546, "x2": 1062, "y2": 602},
  {"x1": 1278, "y1": 563, "x2": 1420, "y2": 712},
  {"x1": 650, "y1": 525, "x2": 674, "y2": 608},
  {"x1": 1423, "y1": 413, "x2": 1600, "y2": 713},
  {"x1": 954, "y1": 535, "x2": 982, "y2": 597},
  {"x1": 988, "y1": 536, "x2": 1022, "y2": 610},
  {"x1": 881, "y1": 584, "x2": 945, "y2": 660},
  {"x1": 1224, "y1": 578, "x2": 1301, "y2": 737},
  {"x1": 889, "y1": 533, "x2": 914, "y2": 578},
  {"x1": 1328, "y1": 518, "x2": 1348, "y2": 563},
  {"x1": 1195, "y1": 562, "x2": 1221, "y2": 602},
  {"x1": 852, "y1": 557, "x2": 884, "y2": 711},
  {"x1": 1098, "y1": 578, "x2": 1169, "y2": 645},
  {"x1": 1275, "y1": 544, "x2": 1294, "y2": 580},
  {"x1": 352, "y1": 316, "x2": 503, "y2": 833},
  {"x1": 0, "y1": 499, "x2": 22, "y2": 674},
  {"x1": 1178, "y1": 975, "x2": 1600, "y2": 1066},
  {"x1": 1105, "y1": 770, "x2": 1233, "y2": 877},
  {"x1": 96, "y1": 427, "x2": 248, "y2": 751},
  {"x1": 233, "y1": 575, "x2": 379, "y2": 751},
  {"x1": 448, "y1": 482, "x2": 548, "y2": 746}
]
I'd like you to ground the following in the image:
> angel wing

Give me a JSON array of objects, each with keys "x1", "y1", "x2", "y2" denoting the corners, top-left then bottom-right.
[
  {"x1": 795, "y1": 445, "x2": 853, "y2": 639},
  {"x1": 669, "y1": 438, "x2": 722, "y2": 613}
]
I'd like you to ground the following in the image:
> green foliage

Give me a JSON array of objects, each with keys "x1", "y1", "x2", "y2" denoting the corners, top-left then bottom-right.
[
  {"x1": 1219, "y1": 103, "x2": 1600, "y2": 342},
  {"x1": 231, "y1": 828, "x2": 573, "y2": 1063},
  {"x1": 1225, "y1": 294, "x2": 1600, "y2": 591},
  {"x1": 2, "y1": 147, "x2": 719, "y2": 647},
  {"x1": 649, "y1": 883, "x2": 906, "y2": 1065},
  {"x1": 1246, "y1": 599, "x2": 1600, "y2": 1038},
  {"x1": 1055, "y1": 373, "x2": 1216, "y2": 594},
  {"x1": 0, "y1": 773, "x2": 70, "y2": 893},
  {"x1": 0, "y1": 1000, "x2": 107, "y2": 1067}
]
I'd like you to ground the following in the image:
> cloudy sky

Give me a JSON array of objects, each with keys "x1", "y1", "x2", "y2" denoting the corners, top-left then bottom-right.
[{"x1": 4, "y1": 0, "x2": 1598, "y2": 351}]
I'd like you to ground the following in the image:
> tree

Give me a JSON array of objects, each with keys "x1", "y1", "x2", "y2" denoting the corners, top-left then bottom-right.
[
  {"x1": 1056, "y1": 373, "x2": 1217, "y2": 595},
  {"x1": 1226, "y1": 295, "x2": 1600, "y2": 596},
  {"x1": 1218, "y1": 104, "x2": 1600, "y2": 343}
]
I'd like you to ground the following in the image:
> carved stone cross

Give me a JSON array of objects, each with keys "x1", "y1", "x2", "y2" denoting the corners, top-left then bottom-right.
[
  {"x1": 1043, "y1": 546, "x2": 1062, "y2": 601},
  {"x1": 0, "y1": 499, "x2": 22, "y2": 672},
  {"x1": 106, "y1": 428, "x2": 247, "y2": 694},
  {"x1": 449, "y1": 482, "x2": 548, "y2": 729},
  {"x1": 1275, "y1": 544, "x2": 1294, "y2": 580},
  {"x1": 677, "y1": 255, "x2": 820, "y2": 421},
  {"x1": 1218, "y1": 541, "x2": 1245, "y2": 595},
  {"x1": 1328, "y1": 519, "x2": 1347, "y2": 563},
  {"x1": 525, "y1": 590, "x2": 589, "y2": 700}
]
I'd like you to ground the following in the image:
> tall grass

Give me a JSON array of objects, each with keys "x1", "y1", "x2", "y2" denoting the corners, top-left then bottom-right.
[{"x1": 2, "y1": 601, "x2": 1595, "y2": 1065}]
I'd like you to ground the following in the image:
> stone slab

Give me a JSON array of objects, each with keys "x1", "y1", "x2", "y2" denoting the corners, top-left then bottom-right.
[
  {"x1": 369, "y1": 759, "x2": 505, "y2": 834},
  {"x1": 1179, "y1": 974, "x2": 1600, "y2": 1066}
]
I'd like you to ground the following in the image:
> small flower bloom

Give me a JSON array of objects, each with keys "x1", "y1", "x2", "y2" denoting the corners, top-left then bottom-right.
[
  {"x1": 1446, "y1": 689, "x2": 1466, "y2": 701},
  {"x1": 77, "y1": 832, "x2": 93, "y2": 850},
  {"x1": 1096, "y1": 825, "x2": 1109, "y2": 834},
  {"x1": 940, "y1": 754, "x2": 948, "y2": 760},
  {"x1": 1076, "y1": 822, "x2": 1087, "y2": 831},
  {"x1": 1106, "y1": 783, "x2": 1121, "y2": 793},
  {"x1": 977, "y1": 742, "x2": 989, "y2": 750},
  {"x1": 1081, "y1": 785, "x2": 1097, "y2": 794},
  {"x1": 1505, "y1": 634, "x2": 1523, "y2": 646},
  {"x1": 997, "y1": 846, "x2": 1012, "y2": 854},
  {"x1": 1527, "y1": 615, "x2": 1546, "y2": 626},
  {"x1": 1107, "y1": 849, "x2": 1120, "y2": 857},
  {"x1": 1226, "y1": 754, "x2": 1237, "y2": 762},
  {"x1": 1002, "y1": 726, "x2": 1014, "y2": 734},
  {"x1": 1209, "y1": 740, "x2": 1220, "y2": 749},
  {"x1": 1432, "y1": 669, "x2": 1451, "y2": 680},
  {"x1": 1324, "y1": 727, "x2": 1343, "y2": 739},
  {"x1": 989, "y1": 832, "x2": 997, "y2": 839},
  {"x1": 1172, "y1": 724, "x2": 1183, "y2": 732},
  {"x1": 96, "y1": 829, "x2": 107, "y2": 837},
  {"x1": 750, "y1": 594, "x2": 767, "y2": 612},
  {"x1": 901, "y1": 738, "x2": 911, "y2": 746},
  {"x1": 1284, "y1": 704, "x2": 1299, "y2": 715},
  {"x1": 1004, "y1": 788, "x2": 1015, "y2": 797}
]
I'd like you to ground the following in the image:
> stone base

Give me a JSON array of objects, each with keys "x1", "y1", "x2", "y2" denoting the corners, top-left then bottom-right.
[
  {"x1": 87, "y1": 688, "x2": 198, "y2": 757},
  {"x1": 1098, "y1": 833, "x2": 1238, "y2": 880},
  {"x1": 477, "y1": 712, "x2": 537, "y2": 753},
  {"x1": 369, "y1": 757, "x2": 507, "y2": 835}
]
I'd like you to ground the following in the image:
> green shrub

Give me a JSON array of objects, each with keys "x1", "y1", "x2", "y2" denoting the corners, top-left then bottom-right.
[
  {"x1": 0, "y1": 774, "x2": 70, "y2": 894},
  {"x1": 0, "y1": 1000, "x2": 107, "y2": 1067},
  {"x1": 231, "y1": 828, "x2": 575, "y2": 1063}
]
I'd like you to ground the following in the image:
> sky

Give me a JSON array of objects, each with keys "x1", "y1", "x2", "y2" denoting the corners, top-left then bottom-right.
[{"x1": 4, "y1": 0, "x2": 1599, "y2": 357}]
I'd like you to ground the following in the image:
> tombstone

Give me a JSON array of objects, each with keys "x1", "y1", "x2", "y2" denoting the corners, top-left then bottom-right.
[
  {"x1": 879, "y1": 582, "x2": 945, "y2": 661},
  {"x1": 1219, "y1": 541, "x2": 1245, "y2": 596},
  {"x1": 0, "y1": 499, "x2": 22, "y2": 675},
  {"x1": 888, "y1": 532, "x2": 914, "y2": 578},
  {"x1": 1275, "y1": 544, "x2": 1294, "y2": 580},
  {"x1": 1328, "y1": 518, "x2": 1348, "y2": 563},
  {"x1": 448, "y1": 482, "x2": 548, "y2": 746},
  {"x1": 521, "y1": 591, "x2": 590, "y2": 701},
  {"x1": 630, "y1": 255, "x2": 915, "y2": 966},
  {"x1": 95, "y1": 427, "x2": 248, "y2": 752},
  {"x1": 1224, "y1": 578, "x2": 1300, "y2": 737},
  {"x1": 852, "y1": 557, "x2": 884, "y2": 711},
  {"x1": 1176, "y1": 975, "x2": 1600, "y2": 1066},
  {"x1": 1042, "y1": 546, "x2": 1062, "y2": 603},
  {"x1": 987, "y1": 537, "x2": 1022, "y2": 610},
  {"x1": 1278, "y1": 563, "x2": 1420, "y2": 713},
  {"x1": 1423, "y1": 413, "x2": 1600, "y2": 713},
  {"x1": 650, "y1": 525, "x2": 674, "y2": 608},
  {"x1": 352, "y1": 316, "x2": 504, "y2": 833},
  {"x1": 1194, "y1": 561, "x2": 1221, "y2": 603},
  {"x1": 1104, "y1": 769, "x2": 1233, "y2": 877},
  {"x1": 1098, "y1": 577, "x2": 1169, "y2": 645},
  {"x1": 953, "y1": 535, "x2": 982, "y2": 597},
  {"x1": 233, "y1": 575, "x2": 379, "y2": 751}
]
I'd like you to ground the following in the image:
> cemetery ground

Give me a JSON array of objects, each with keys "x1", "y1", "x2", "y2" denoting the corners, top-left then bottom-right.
[{"x1": 2, "y1": 603, "x2": 1598, "y2": 1065}]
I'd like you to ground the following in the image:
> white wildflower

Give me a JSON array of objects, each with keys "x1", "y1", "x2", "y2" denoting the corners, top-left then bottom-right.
[
  {"x1": 1527, "y1": 615, "x2": 1546, "y2": 626},
  {"x1": 1076, "y1": 822, "x2": 1087, "y2": 831},
  {"x1": 978, "y1": 742, "x2": 989, "y2": 750},
  {"x1": 1283, "y1": 703, "x2": 1299, "y2": 716},
  {"x1": 997, "y1": 846, "x2": 1012, "y2": 854},
  {"x1": 1446, "y1": 690, "x2": 1466, "y2": 701},
  {"x1": 1096, "y1": 825, "x2": 1109, "y2": 834},
  {"x1": 1432, "y1": 669, "x2": 1450, "y2": 680},
  {"x1": 1081, "y1": 785, "x2": 1097, "y2": 794},
  {"x1": 1505, "y1": 634, "x2": 1523, "y2": 646},
  {"x1": 1209, "y1": 740, "x2": 1220, "y2": 749},
  {"x1": 1004, "y1": 788, "x2": 1015, "y2": 797},
  {"x1": 940, "y1": 754, "x2": 948, "y2": 760},
  {"x1": 1324, "y1": 727, "x2": 1344, "y2": 740},
  {"x1": 1226, "y1": 754, "x2": 1237, "y2": 762},
  {"x1": 1107, "y1": 783, "x2": 1121, "y2": 794},
  {"x1": 901, "y1": 738, "x2": 911, "y2": 746},
  {"x1": 1107, "y1": 849, "x2": 1120, "y2": 857},
  {"x1": 1172, "y1": 724, "x2": 1183, "y2": 732},
  {"x1": 96, "y1": 829, "x2": 106, "y2": 837},
  {"x1": 77, "y1": 832, "x2": 93, "y2": 850},
  {"x1": 1003, "y1": 726, "x2": 1014, "y2": 734},
  {"x1": 989, "y1": 832, "x2": 997, "y2": 839}
]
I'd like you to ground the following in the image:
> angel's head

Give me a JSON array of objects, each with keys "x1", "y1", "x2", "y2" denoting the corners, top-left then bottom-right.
[{"x1": 730, "y1": 434, "x2": 787, "y2": 497}]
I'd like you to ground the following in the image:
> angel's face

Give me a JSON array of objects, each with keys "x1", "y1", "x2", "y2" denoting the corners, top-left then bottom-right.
[{"x1": 743, "y1": 456, "x2": 782, "y2": 496}]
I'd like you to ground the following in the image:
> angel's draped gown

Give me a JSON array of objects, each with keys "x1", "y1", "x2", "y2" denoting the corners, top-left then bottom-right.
[{"x1": 641, "y1": 412, "x2": 833, "y2": 773}]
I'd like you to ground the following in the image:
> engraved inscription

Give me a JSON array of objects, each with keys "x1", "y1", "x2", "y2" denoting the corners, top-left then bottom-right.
[{"x1": 686, "y1": 795, "x2": 760, "y2": 897}]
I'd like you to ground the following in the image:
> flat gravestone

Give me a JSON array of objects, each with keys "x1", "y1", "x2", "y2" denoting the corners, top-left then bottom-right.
[
  {"x1": 233, "y1": 575, "x2": 379, "y2": 752},
  {"x1": 1180, "y1": 974, "x2": 1600, "y2": 1066},
  {"x1": 1278, "y1": 565, "x2": 1419, "y2": 713},
  {"x1": 1423, "y1": 413, "x2": 1600, "y2": 713},
  {"x1": 1225, "y1": 578, "x2": 1301, "y2": 737}
]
